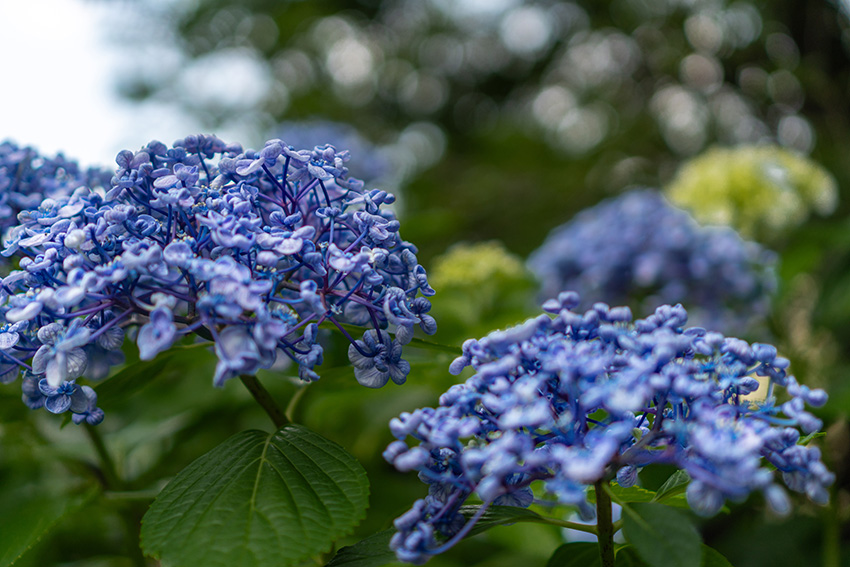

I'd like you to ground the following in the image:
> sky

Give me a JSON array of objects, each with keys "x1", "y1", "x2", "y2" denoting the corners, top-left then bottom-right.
[{"x1": 0, "y1": 0, "x2": 197, "y2": 167}]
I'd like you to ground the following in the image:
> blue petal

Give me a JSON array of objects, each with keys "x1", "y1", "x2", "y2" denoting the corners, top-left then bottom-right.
[{"x1": 45, "y1": 394, "x2": 72, "y2": 414}]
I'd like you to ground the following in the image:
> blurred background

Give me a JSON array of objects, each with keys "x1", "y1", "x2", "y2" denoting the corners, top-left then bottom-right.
[{"x1": 3, "y1": 0, "x2": 850, "y2": 566}]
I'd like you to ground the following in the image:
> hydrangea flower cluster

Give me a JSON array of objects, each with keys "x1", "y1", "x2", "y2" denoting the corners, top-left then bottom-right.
[
  {"x1": 666, "y1": 145, "x2": 837, "y2": 239},
  {"x1": 0, "y1": 141, "x2": 111, "y2": 238},
  {"x1": 527, "y1": 190, "x2": 777, "y2": 334},
  {"x1": 1, "y1": 134, "x2": 434, "y2": 424},
  {"x1": 385, "y1": 292, "x2": 832, "y2": 564},
  {"x1": 274, "y1": 120, "x2": 389, "y2": 185}
]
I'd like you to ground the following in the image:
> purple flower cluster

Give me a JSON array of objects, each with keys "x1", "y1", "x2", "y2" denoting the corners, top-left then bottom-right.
[
  {"x1": 1, "y1": 134, "x2": 434, "y2": 424},
  {"x1": 527, "y1": 190, "x2": 777, "y2": 334},
  {"x1": 0, "y1": 141, "x2": 111, "y2": 238},
  {"x1": 385, "y1": 292, "x2": 832, "y2": 564}
]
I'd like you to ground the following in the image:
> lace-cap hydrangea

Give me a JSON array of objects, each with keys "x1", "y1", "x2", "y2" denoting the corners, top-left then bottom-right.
[
  {"x1": 528, "y1": 189, "x2": 777, "y2": 334},
  {"x1": 385, "y1": 292, "x2": 832, "y2": 564},
  {"x1": 0, "y1": 134, "x2": 435, "y2": 425}
]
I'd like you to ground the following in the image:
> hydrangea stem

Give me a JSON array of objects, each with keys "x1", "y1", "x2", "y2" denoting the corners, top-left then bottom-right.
[
  {"x1": 84, "y1": 422, "x2": 120, "y2": 490},
  {"x1": 240, "y1": 374, "x2": 288, "y2": 429},
  {"x1": 84, "y1": 425, "x2": 146, "y2": 567},
  {"x1": 823, "y1": 491, "x2": 840, "y2": 567},
  {"x1": 595, "y1": 480, "x2": 615, "y2": 567}
]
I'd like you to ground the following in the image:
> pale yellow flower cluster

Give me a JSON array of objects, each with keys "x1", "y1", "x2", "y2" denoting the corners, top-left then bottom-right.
[
  {"x1": 666, "y1": 145, "x2": 837, "y2": 239},
  {"x1": 429, "y1": 241, "x2": 528, "y2": 290}
]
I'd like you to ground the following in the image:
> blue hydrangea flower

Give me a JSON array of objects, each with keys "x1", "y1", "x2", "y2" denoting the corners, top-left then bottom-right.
[
  {"x1": 1, "y1": 134, "x2": 435, "y2": 423},
  {"x1": 527, "y1": 190, "x2": 777, "y2": 334},
  {"x1": 385, "y1": 292, "x2": 832, "y2": 564},
  {"x1": 0, "y1": 140, "x2": 112, "y2": 242},
  {"x1": 273, "y1": 120, "x2": 389, "y2": 185},
  {"x1": 348, "y1": 329, "x2": 410, "y2": 388}
]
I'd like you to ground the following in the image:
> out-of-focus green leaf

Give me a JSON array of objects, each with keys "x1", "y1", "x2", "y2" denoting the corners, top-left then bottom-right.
[
  {"x1": 621, "y1": 503, "x2": 701, "y2": 567},
  {"x1": 701, "y1": 545, "x2": 734, "y2": 567},
  {"x1": 653, "y1": 471, "x2": 690, "y2": 503},
  {"x1": 615, "y1": 546, "x2": 648, "y2": 566},
  {"x1": 589, "y1": 484, "x2": 657, "y2": 505},
  {"x1": 325, "y1": 529, "x2": 398, "y2": 567},
  {"x1": 95, "y1": 342, "x2": 214, "y2": 402},
  {"x1": 0, "y1": 485, "x2": 99, "y2": 567},
  {"x1": 546, "y1": 542, "x2": 602, "y2": 567}
]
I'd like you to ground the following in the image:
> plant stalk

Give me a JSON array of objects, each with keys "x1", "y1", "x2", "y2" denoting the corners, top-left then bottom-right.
[
  {"x1": 595, "y1": 480, "x2": 615, "y2": 567},
  {"x1": 240, "y1": 374, "x2": 288, "y2": 429},
  {"x1": 823, "y1": 489, "x2": 840, "y2": 567},
  {"x1": 84, "y1": 425, "x2": 146, "y2": 567},
  {"x1": 84, "y1": 422, "x2": 121, "y2": 490}
]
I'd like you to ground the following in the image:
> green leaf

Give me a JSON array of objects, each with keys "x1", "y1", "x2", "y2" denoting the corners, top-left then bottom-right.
[
  {"x1": 546, "y1": 542, "x2": 602, "y2": 567},
  {"x1": 589, "y1": 484, "x2": 658, "y2": 504},
  {"x1": 615, "y1": 546, "x2": 648, "y2": 567},
  {"x1": 406, "y1": 336, "x2": 464, "y2": 356},
  {"x1": 647, "y1": 472, "x2": 724, "y2": 512},
  {"x1": 461, "y1": 505, "x2": 547, "y2": 534},
  {"x1": 141, "y1": 425, "x2": 370, "y2": 567},
  {"x1": 653, "y1": 471, "x2": 690, "y2": 503},
  {"x1": 621, "y1": 503, "x2": 702, "y2": 567},
  {"x1": 701, "y1": 545, "x2": 734, "y2": 567},
  {"x1": 799, "y1": 431, "x2": 825, "y2": 445},
  {"x1": 458, "y1": 505, "x2": 587, "y2": 538},
  {"x1": 0, "y1": 485, "x2": 98, "y2": 567},
  {"x1": 95, "y1": 342, "x2": 214, "y2": 401},
  {"x1": 325, "y1": 529, "x2": 397, "y2": 567}
]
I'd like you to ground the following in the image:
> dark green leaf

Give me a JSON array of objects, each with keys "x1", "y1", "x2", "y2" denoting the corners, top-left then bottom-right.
[
  {"x1": 588, "y1": 484, "x2": 657, "y2": 504},
  {"x1": 0, "y1": 485, "x2": 98, "y2": 567},
  {"x1": 460, "y1": 505, "x2": 559, "y2": 537},
  {"x1": 653, "y1": 471, "x2": 690, "y2": 503},
  {"x1": 461, "y1": 505, "x2": 546, "y2": 536},
  {"x1": 457, "y1": 505, "x2": 599, "y2": 540},
  {"x1": 616, "y1": 546, "x2": 648, "y2": 567},
  {"x1": 325, "y1": 529, "x2": 397, "y2": 567},
  {"x1": 701, "y1": 545, "x2": 734, "y2": 567},
  {"x1": 621, "y1": 503, "x2": 702, "y2": 567},
  {"x1": 141, "y1": 425, "x2": 369, "y2": 567},
  {"x1": 95, "y1": 342, "x2": 214, "y2": 401},
  {"x1": 546, "y1": 542, "x2": 602, "y2": 567},
  {"x1": 406, "y1": 336, "x2": 464, "y2": 356}
]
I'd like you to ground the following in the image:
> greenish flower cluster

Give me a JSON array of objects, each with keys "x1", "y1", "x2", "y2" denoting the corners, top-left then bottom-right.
[{"x1": 665, "y1": 145, "x2": 837, "y2": 239}]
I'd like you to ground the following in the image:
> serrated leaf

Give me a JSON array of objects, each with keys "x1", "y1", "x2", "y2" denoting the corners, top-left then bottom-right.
[
  {"x1": 0, "y1": 485, "x2": 98, "y2": 567},
  {"x1": 653, "y1": 471, "x2": 690, "y2": 503},
  {"x1": 701, "y1": 545, "x2": 734, "y2": 567},
  {"x1": 325, "y1": 529, "x2": 397, "y2": 567},
  {"x1": 141, "y1": 425, "x2": 369, "y2": 567},
  {"x1": 621, "y1": 503, "x2": 702, "y2": 567},
  {"x1": 546, "y1": 542, "x2": 602, "y2": 567}
]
